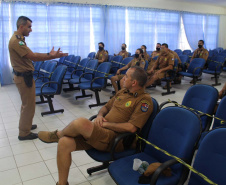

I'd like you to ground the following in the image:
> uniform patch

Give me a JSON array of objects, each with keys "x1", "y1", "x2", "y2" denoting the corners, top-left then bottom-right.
[
  {"x1": 165, "y1": 58, "x2": 167, "y2": 61},
  {"x1": 100, "y1": 54, "x2": 102, "y2": 57},
  {"x1": 19, "y1": 41, "x2": 25, "y2": 46},
  {"x1": 141, "y1": 100, "x2": 150, "y2": 112},
  {"x1": 125, "y1": 101, "x2": 131, "y2": 107}
]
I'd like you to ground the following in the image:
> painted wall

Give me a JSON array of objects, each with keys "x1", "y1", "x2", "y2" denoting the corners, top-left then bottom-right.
[{"x1": 25, "y1": 0, "x2": 226, "y2": 48}]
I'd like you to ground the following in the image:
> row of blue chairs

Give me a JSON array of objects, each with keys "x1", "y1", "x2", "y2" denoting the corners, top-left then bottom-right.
[{"x1": 85, "y1": 84, "x2": 226, "y2": 185}]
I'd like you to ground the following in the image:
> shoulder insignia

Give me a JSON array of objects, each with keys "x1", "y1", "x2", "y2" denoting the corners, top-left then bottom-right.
[
  {"x1": 16, "y1": 35, "x2": 21, "y2": 39},
  {"x1": 125, "y1": 101, "x2": 132, "y2": 107},
  {"x1": 165, "y1": 58, "x2": 167, "y2": 61},
  {"x1": 19, "y1": 41, "x2": 25, "y2": 46},
  {"x1": 141, "y1": 100, "x2": 150, "y2": 112}
]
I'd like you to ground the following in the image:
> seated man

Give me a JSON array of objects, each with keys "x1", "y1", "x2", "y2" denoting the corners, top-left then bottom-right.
[
  {"x1": 111, "y1": 48, "x2": 146, "y2": 93},
  {"x1": 147, "y1": 43, "x2": 161, "y2": 71},
  {"x1": 114, "y1": 43, "x2": 129, "y2": 59},
  {"x1": 190, "y1": 40, "x2": 209, "y2": 64},
  {"x1": 38, "y1": 66, "x2": 153, "y2": 185},
  {"x1": 146, "y1": 43, "x2": 174, "y2": 89},
  {"x1": 95, "y1": 42, "x2": 108, "y2": 63},
  {"x1": 141, "y1": 45, "x2": 150, "y2": 61}
]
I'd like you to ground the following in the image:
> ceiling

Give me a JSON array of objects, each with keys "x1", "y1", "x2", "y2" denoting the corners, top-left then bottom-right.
[{"x1": 166, "y1": 0, "x2": 226, "y2": 7}]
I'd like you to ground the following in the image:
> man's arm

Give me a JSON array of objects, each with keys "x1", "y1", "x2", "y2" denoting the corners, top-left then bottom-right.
[
  {"x1": 25, "y1": 47, "x2": 68, "y2": 61},
  {"x1": 102, "y1": 122, "x2": 137, "y2": 133}
]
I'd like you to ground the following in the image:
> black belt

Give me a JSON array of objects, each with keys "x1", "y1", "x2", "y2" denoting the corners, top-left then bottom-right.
[{"x1": 13, "y1": 70, "x2": 33, "y2": 88}]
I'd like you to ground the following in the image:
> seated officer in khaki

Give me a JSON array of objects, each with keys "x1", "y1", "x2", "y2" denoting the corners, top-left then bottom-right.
[
  {"x1": 38, "y1": 66, "x2": 153, "y2": 185},
  {"x1": 110, "y1": 48, "x2": 145, "y2": 93},
  {"x1": 147, "y1": 43, "x2": 161, "y2": 72},
  {"x1": 95, "y1": 42, "x2": 108, "y2": 63},
  {"x1": 114, "y1": 43, "x2": 129, "y2": 59},
  {"x1": 141, "y1": 45, "x2": 150, "y2": 61},
  {"x1": 190, "y1": 40, "x2": 209, "y2": 63},
  {"x1": 8, "y1": 16, "x2": 68, "y2": 140},
  {"x1": 146, "y1": 43, "x2": 175, "y2": 88}
]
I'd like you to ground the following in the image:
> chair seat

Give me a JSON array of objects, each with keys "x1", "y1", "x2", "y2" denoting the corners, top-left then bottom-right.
[
  {"x1": 202, "y1": 69, "x2": 220, "y2": 75},
  {"x1": 178, "y1": 72, "x2": 194, "y2": 77},
  {"x1": 35, "y1": 81, "x2": 47, "y2": 88},
  {"x1": 69, "y1": 76, "x2": 80, "y2": 84},
  {"x1": 69, "y1": 77, "x2": 91, "y2": 84},
  {"x1": 109, "y1": 153, "x2": 180, "y2": 185},
  {"x1": 79, "y1": 82, "x2": 102, "y2": 89},
  {"x1": 64, "y1": 74, "x2": 72, "y2": 80},
  {"x1": 86, "y1": 148, "x2": 136, "y2": 162},
  {"x1": 36, "y1": 87, "x2": 57, "y2": 96}
]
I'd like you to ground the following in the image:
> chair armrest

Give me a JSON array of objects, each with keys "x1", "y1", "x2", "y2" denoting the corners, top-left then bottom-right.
[
  {"x1": 70, "y1": 69, "x2": 84, "y2": 78},
  {"x1": 110, "y1": 132, "x2": 136, "y2": 160},
  {"x1": 159, "y1": 100, "x2": 178, "y2": 110},
  {"x1": 192, "y1": 67, "x2": 203, "y2": 77},
  {"x1": 90, "y1": 76, "x2": 108, "y2": 90},
  {"x1": 150, "y1": 158, "x2": 188, "y2": 185},
  {"x1": 79, "y1": 72, "x2": 94, "y2": 83},
  {"x1": 89, "y1": 115, "x2": 97, "y2": 121},
  {"x1": 40, "y1": 81, "x2": 59, "y2": 94}
]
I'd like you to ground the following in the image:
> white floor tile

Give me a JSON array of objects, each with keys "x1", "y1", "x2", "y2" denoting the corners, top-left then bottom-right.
[
  {"x1": 72, "y1": 151, "x2": 95, "y2": 167},
  {"x1": 0, "y1": 156, "x2": 17, "y2": 171},
  {"x1": 0, "y1": 146, "x2": 13, "y2": 158},
  {"x1": 89, "y1": 175, "x2": 116, "y2": 185},
  {"x1": 39, "y1": 146, "x2": 57, "y2": 160},
  {"x1": 23, "y1": 175, "x2": 56, "y2": 185},
  {"x1": 15, "y1": 151, "x2": 43, "y2": 167},
  {"x1": 11, "y1": 142, "x2": 37, "y2": 155},
  {"x1": 18, "y1": 161, "x2": 50, "y2": 181},
  {"x1": 0, "y1": 168, "x2": 21, "y2": 185},
  {"x1": 0, "y1": 137, "x2": 9, "y2": 148}
]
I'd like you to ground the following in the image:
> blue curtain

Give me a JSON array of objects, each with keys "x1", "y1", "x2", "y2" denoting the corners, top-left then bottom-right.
[{"x1": 182, "y1": 13, "x2": 219, "y2": 50}]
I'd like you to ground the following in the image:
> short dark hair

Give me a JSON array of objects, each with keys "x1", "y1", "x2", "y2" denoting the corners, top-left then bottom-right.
[
  {"x1": 98, "y1": 42, "x2": 104, "y2": 47},
  {"x1": 199, "y1": 40, "x2": 204, "y2": 44},
  {"x1": 157, "y1": 43, "x2": 161, "y2": 46},
  {"x1": 137, "y1": 48, "x2": 143, "y2": 54},
  {"x1": 17, "y1": 16, "x2": 32, "y2": 29},
  {"x1": 142, "y1": 45, "x2": 147, "y2": 49},
  {"x1": 122, "y1": 43, "x2": 127, "y2": 47},
  {"x1": 162, "y1": 43, "x2": 168, "y2": 48},
  {"x1": 130, "y1": 66, "x2": 147, "y2": 87}
]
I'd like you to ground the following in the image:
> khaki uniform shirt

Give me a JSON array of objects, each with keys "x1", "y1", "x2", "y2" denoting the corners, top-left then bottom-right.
[
  {"x1": 118, "y1": 50, "x2": 129, "y2": 59},
  {"x1": 104, "y1": 88, "x2": 153, "y2": 129},
  {"x1": 191, "y1": 48, "x2": 209, "y2": 62},
  {"x1": 147, "y1": 51, "x2": 161, "y2": 71},
  {"x1": 143, "y1": 52, "x2": 150, "y2": 61},
  {"x1": 95, "y1": 50, "x2": 108, "y2": 63},
  {"x1": 8, "y1": 31, "x2": 34, "y2": 72},
  {"x1": 169, "y1": 49, "x2": 182, "y2": 64},
  {"x1": 127, "y1": 58, "x2": 146, "y2": 69},
  {"x1": 154, "y1": 52, "x2": 175, "y2": 70}
]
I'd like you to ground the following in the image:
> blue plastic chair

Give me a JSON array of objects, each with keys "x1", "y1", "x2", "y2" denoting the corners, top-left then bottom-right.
[
  {"x1": 147, "y1": 51, "x2": 153, "y2": 56},
  {"x1": 109, "y1": 106, "x2": 201, "y2": 185},
  {"x1": 188, "y1": 128, "x2": 226, "y2": 185},
  {"x1": 33, "y1": 61, "x2": 44, "y2": 74},
  {"x1": 35, "y1": 65, "x2": 67, "y2": 116},
  {"x1": 183, "y1": 50, "x2": 191, "y2": 55},
  {"x1": 109, "y1": 55, "x2": 123, "y2": 76},
  {"x1": 87, "y1": 52, "x2": 96, "y2": 59},
  {"x1": 128, "y1": 52, "x2": 131, "y2": 57},
  {"x1": 76, "y1": 62, "x2": 112, "y2": 108},
  {"x1": 178, "y1": 58, "x2": 206, "y2": 85},
  {"x1": 203, "y1": 55, "x2": 225, "y2": 86},
  {"x1": 174, "y1": 49, "x2": 183, "y2": 56},
  {"x1": 108, "y1": 55, "x2": 114, "y2": 62},
  {"x1": 33, "y1": 61, "x2": 52, "y2": 80},
  {"x1": 179, "y1": 55, "x2": 189, "y2": 71},
  {"x1": 86, "y1": 98, "x2": 159, "y2": 175}
]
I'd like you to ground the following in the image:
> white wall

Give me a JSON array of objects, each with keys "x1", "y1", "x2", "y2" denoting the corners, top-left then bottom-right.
[{"x1": 27, "y1": 0, "x2": 226, "y2": 48}]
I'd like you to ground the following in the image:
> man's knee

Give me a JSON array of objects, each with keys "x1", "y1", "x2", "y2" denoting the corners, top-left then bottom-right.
[
  {"x1": 111, "y1": 76, "x2": 118, "y2": 82},
  {"x1": 71, "y1": 117, "x2": 93, "y2": 134},
  {"x1": 58, "y1": 136, "x2": 76, "y2": 152}
]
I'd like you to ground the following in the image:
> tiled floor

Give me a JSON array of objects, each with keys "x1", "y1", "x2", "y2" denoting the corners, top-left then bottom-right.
[{"x1": 0, "y1": 72, "x2": 225, "y2": 185}]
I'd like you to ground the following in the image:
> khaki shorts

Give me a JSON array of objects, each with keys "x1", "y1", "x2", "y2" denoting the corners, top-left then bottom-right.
[{"x1": 74, "y1": 122, "x2": 124, "y2": 152}]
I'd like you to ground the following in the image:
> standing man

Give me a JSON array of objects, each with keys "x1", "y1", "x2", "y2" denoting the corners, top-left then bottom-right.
[
  {"x1": 114, "y1": 43, "x2": 129, "y2": 59},
  {"x1": 95, "y1": 42, "x2": 108, "y2": 63},
  {"x1": 8, "y1": 16, "x2": 68, "y2": 140},
  {"x1": 38, "y1": 66, "x2": 153, "y2": 185}
]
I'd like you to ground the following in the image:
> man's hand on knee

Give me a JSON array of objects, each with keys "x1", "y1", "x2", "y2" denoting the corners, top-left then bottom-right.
[{"x1": 94, "y1": 116, "x2": 107, "y2": 127}]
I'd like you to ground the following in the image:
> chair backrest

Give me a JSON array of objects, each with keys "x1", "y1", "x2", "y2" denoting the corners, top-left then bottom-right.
[
  {"x1": 174, "y1": 49, "x2": 183, "y2": 56},
  {"x1": 42, "y1": 61, "x2": 57, "y2": 82},
  {"x1": 94, "y1": 62, "x2": 112, "y2": 86},
  {"x1": 144, "y1": 106, "x2": 201, "y2": 175},
  {"x1": 58, "y1": 56, "x2": 66, "y2": 64},
  {"x1": 83, "y1": 59, "x2": 98, "y2": 80},
  {"x1": 63, "y1": 55, "x2": 74, "y2": 65},
  {"x1": 212, "y1": 96, "x2": 226, "y2": 129},
  {"x1": 183, "y1": 50, "x2": 191, "y2": 55},
  {"x1": 179, "y1": 55, "x2": 189, "y2": 64},
  {"x1": 144, "y1": 60, "x2": 149, "y2": 71},
  {"x1": 182, "y1": 84, "x2": 218, "y2": 131},
  {"x1": 74, "y1": 58, "x2": 90, "y2": 77},
  {"x1": 87, "y1": 52, "x2": 96, "y2": 59},
  {"x1": 152, "y1": 56, "x2": 158, "y2": 61},
  {"x1": 188, "y1": 128, "x2": 226, "y2": 185},
  {"x1": 146, "y1": 51, "x2": 153, "y2": 56},
  {"x1": 50, "y1": 65, "x2": 67, "y2": 94},
  {"x1": 34, "y1": 61, "x2": 44, "y2": 72},
  {"x1": 187, "y1": 58, "x2": 205, "y2": 75},
  {"x1": 108, "y1": 55, "x2": 114, "y2": 62},
  {"x1": 111, "y1": 55, "x2": 123, "y2": 68},
  {"x1": 120, "y1": 57, "x2": 134, "y2": 75},
  {"x1": 139, "y1": 98, "x2": 159, "y2": 150},
  {"x1": 127, "y1": 52, "x2": 131, "y2": 57},
  {"x1": 207, "y1": 55, "x2": 225, "y2": 72},
  {"x1": 67, "y1": 56, "x2": 81, "y2": 72}
]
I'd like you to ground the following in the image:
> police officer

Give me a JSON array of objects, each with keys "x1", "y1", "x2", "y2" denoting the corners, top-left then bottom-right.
[
  {"x1": 8, "y1": 16, "x2": 68, "y2": 140},
  {"x1": 95, "y1": 42, "x2": 108, "y2": 63},
  {"x1": 141, "y1": 45, "x2": 150, "y2": 61},
  {"x1": 146, "y1": 43, "x2": 174, "y2": 88},
  {"x1": 111, "y1": 48, "x2": 146, "y2": 93},
  {"x1": 147, "y1": 43, "x2": 161, "y2": 71},
  {"x1": 190, "y1": 40, "x2": 209, "y2": 63},
  {"x1": 38, "y1": 66, "x2": 153, "y2": 185},
  {"x1": 114, "y1": 43, "x2": 129, "y2": 59}
]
